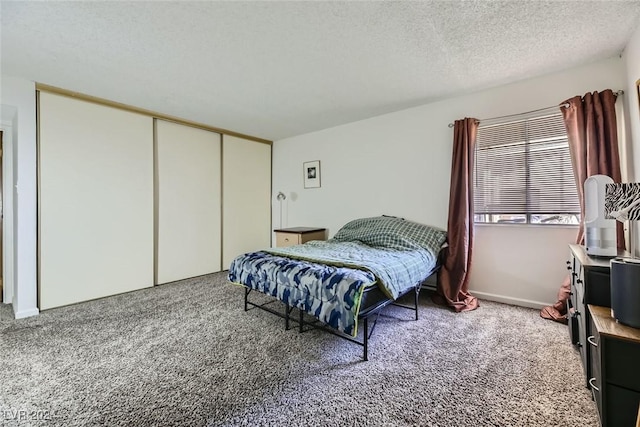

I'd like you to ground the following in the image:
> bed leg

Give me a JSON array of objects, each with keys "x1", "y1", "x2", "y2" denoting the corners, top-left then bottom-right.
[
  {"x1": 414, "y1": 286, "x2": 420, "y2": 321},
  {"x1": 244, "y1": 287, "x2": 249, "y2": 312},
  {"x1": 299, "y1": 308, "x2": 304, "y2": 333},
  {"x1": 363, "y1": 317, "x2": 369, "y2": 361}
]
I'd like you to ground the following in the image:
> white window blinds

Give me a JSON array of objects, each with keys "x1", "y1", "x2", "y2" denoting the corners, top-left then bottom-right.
[{"x1": 474, "y1": 113, "x2": 580, "y2": 218}]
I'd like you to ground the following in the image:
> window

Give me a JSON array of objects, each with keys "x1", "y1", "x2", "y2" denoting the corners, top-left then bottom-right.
[{"x1": 473, "y1": 112, "x2": 580, "y2": 225}]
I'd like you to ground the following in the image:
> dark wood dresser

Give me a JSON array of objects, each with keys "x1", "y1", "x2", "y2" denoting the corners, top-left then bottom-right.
[
  {"x1": 567, "y1": 244, "x2": 614, "y2": 387},
  {"x1": 588, "y1": 305, "x2": 640, "y2": 427}
]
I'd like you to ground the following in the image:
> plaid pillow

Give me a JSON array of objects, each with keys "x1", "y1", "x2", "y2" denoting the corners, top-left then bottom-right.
[{"x1": 332, "y1": 216, "x2": 446, "y2": 255}]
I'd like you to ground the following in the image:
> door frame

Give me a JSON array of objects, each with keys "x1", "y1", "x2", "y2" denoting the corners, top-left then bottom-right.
[{"x1": 1, "y1": 118, "x2": 15, "y2": 305}]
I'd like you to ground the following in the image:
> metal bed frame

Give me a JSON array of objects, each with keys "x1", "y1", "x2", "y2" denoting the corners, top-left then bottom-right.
[{"x1": 242, "y1": 265, "x2": 441, "y2": 361}]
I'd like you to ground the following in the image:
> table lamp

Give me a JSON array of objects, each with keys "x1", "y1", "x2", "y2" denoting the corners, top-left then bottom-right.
[
  {"x1": 604, "y1": 182, "x2": 640, "y2": 257},
  {"x1": 605, "y1": 182, "x2": 640, "y2": 328}
]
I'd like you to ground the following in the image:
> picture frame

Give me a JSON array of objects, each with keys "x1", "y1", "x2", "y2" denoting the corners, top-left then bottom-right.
[{"x1": 303, "y1": 160, "x2": 321, "y2": 189}]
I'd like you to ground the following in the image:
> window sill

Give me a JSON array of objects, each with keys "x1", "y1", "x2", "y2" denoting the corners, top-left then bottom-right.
[{"x1": 474, "y1": 222, "x2": 579, "y2": 229}]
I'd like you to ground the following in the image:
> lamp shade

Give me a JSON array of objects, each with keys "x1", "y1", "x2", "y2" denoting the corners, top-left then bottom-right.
[{"x1": 605, "y1": 183, "x2": 640, "y2": 221}]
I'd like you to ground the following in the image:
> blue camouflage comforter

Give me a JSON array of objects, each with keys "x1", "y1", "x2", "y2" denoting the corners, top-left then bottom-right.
[
  {"x1": 228, "y1": 216, "x2": 447, "y2": 336},
  {"x1": 229, "y1": 251, "x2": 376, "y2": 336}
]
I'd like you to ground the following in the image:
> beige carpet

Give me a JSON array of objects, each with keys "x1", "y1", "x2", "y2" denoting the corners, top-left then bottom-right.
[{"x1": 0, "y1": 272, "x2": 598, "y2": 426}]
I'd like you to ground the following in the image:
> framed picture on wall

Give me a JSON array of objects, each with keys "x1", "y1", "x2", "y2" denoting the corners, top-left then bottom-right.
[{"x1": 303, "y1": 160, "x2": 321, "y2": 189}]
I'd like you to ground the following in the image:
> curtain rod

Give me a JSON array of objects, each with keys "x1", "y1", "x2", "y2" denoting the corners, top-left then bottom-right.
[{"x1": 447, "y1": 90, "x2": 624, "y2": 128}]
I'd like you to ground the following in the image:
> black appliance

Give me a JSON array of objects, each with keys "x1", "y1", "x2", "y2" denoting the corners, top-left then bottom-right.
[{"x1": 610, "y1": 258, "x2": 640, "y2": 328}]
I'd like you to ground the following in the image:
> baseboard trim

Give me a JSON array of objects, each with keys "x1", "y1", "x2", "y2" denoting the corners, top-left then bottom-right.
[
  {"x1": 422, "y1": 285, "x2": 551, "y2": 310},
  {"x1": 14, "y1": 307, "x2": 39, "y2": 319},
  {"x1": 468, "y1": 290, "x2": 551, "y2": 310}
]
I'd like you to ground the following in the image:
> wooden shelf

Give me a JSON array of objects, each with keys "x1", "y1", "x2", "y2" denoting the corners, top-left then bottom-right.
[{"x1": 589, "y1": 304, "x2": 640, "y2": 345}]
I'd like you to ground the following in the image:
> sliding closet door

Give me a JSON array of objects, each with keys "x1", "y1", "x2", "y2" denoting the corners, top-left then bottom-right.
[
  {"x1": 156, "y1": 120, "x2": 221, "y2": 284},
  {"x1": 39, "y1": 92, "x2": 154, "y2": 310},
  {"x1": 222, "y1": 135, "x2": 271, "y2": 268}
]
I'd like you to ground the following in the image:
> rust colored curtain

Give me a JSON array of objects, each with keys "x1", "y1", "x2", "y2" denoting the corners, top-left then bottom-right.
[
  {"x1": 540, "y1": 89, "x2": 622, "y2": 323},
  {"x1": 434, "y1": 118, "x2": 479, "y2": 312}
]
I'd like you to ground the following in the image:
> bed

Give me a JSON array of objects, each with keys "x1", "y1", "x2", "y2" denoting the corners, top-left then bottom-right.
[{"x1": 228, "y1": 216, "x2": 446, "y2": 360}]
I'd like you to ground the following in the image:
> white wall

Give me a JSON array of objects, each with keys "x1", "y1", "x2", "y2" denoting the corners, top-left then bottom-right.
[
  {"x1": 624, "y1": 24, "x2": 640, "y2": 256},
  {"x1": 273, "y1": 57, "x2": 627, "y2": 308},
  {"x1": 0, "y1": 75, "x2": 38, "y2": 318}
]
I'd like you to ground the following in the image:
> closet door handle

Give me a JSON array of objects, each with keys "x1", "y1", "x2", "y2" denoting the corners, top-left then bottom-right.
[{"x1": 587, "y1": 336, "x2": 598, "y2": 348}]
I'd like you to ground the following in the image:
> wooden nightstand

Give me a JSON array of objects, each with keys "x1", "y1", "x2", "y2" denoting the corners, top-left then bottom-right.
[{"x1": 274, "y1": 227, "x2": 326, "y2": 248}]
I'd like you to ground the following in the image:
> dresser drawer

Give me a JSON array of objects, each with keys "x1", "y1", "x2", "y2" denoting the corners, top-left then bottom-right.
[
  {"x1": 604, "y1": 338, "x2": 640, "y2": 390},
  {"x1": 275, "y1": 232, "x2": 300, "y2": 247},
  {"x1": 576, "y1": 283, "x2": 588, "y2": 381},
  {"x1": 586, "y1": 269, "x2": 612, "y2": 307},
  {"x1": 587, "y1": 324, "x2": 602, "y2": 415},
  {"x1": 604, "y1": 384, "x2": 640, "y2": 427}
]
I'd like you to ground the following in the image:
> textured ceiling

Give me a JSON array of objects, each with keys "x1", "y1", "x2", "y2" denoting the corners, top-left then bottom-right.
[{"x1": 2, "y1": 1, "x2": 640, "y2": 141}]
